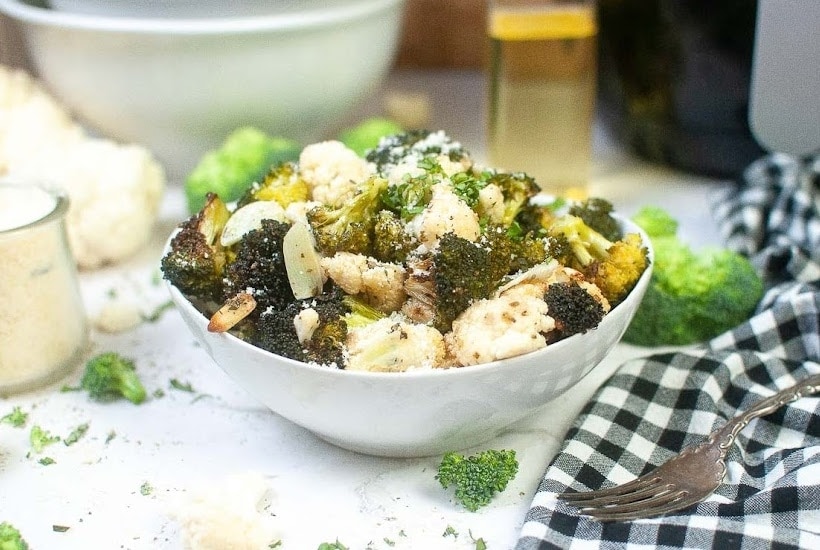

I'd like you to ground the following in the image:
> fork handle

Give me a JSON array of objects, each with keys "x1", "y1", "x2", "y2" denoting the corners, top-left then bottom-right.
[{"x1": 711, "y1": 372, "x2": 820, "y2": 456}]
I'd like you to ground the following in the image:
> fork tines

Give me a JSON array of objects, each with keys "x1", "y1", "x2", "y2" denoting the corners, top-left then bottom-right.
[{"x1": 557, "y1": 476, "x2": 696, "y2": 521}]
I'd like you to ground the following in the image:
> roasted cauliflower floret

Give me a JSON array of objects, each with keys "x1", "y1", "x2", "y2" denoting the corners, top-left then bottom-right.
[
  {"x1": 320, "y1": 252, "x2": 407, "y2": 313},
  {"x1": 298, "y1": 140, "x2": 374, "y2": 207},
  {"x1": 446, "y1": 284, "x2": 556, "y2": 366},
  {"x1": 406, "y1": 182, "x2": 481, "y2": 248},
  {"x1": 346, "y1": 316, "x2": 446, "y2": 372}
]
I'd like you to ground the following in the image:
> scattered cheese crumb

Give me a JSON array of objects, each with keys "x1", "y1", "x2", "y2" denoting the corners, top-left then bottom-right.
[{"x1": 168, "y1": 472, "x2": 282, "y2": 550}]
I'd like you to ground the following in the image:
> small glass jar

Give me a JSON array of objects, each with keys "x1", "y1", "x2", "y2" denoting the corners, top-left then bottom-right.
[{"x1": 0, "y1": 181, "x2": 88, "y2": 395}]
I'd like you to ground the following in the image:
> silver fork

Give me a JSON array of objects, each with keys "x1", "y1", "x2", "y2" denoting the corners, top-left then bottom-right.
[{"x1": 558, "y1": 372, "x2": 820, "y2": 521}]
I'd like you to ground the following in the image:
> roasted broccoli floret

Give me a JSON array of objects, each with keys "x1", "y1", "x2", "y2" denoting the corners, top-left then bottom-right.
[
  {"x1": 366, "y1": 129, "x2": 469, "y2": 174},
  {"x1": 514, "y1": 196, "x2": 566, "y2": 237},
  {"x1": 380, "y1": 173, "x2": 434, "y2": 221},
  {"x1": 372, "y1": 210, "x2": 418, "y2": 264},
  {"x1": 0, "y1": 522, "x2": 29, "y2": 550},
  {"x1": 544, "y1": 281, "x2": 605, "y2": 338},
  {"x1": 342, "y1": 294, "x2": 386, "y2": 328},
  {"x1": 450, "y1": 170, "x2": 489, "y2": 209},
  {"x1": 237, "y1": 160, "x2": 310, "y2": 209},
  {"x1": 548, "y1": 214, "x2": 648, "y2": 305},
  {"x1": 548, "y1": 214, "x2": 614, "y2": 269},
  {"x1": 585, "y1": 233, "x2": 650, "y2": 305},
  {"x1": 80, "y1": 352, "x2": 147, "y2": 405},
  {"x1": 184, "y1": 126, "x2": 300, "y2": 214},
  {"x1": 623, "y1": 206, "x2": 763, "y2": 346},
  {"x1": 253, "y1": 287, "x2": 349, "y2": 367},
  {"x1": 569, "y1": 197, "x2": 621, "y2": 241},
  {"x1": 252, "y1": 304, "x2": 306, "y2": 362},
  {"x1": 496, "y1": 221, "x2": 550, "y2": 273},
  {"x1": 224, "y1": 219, "x2": 294, "y2": 315},
  {"x1": 431, "y1": 232, "x2": 513, "y2": 332},
  {"x1": 337, "y1": 117, "x2": 403, "y2": 157},
  {"x1": 161, "y1": 193, "x2": 232, "y2": 303},
  {"x1": 481, "y1": 170, "x2": 540, "y2": 227},
  {"x1": 436, "y1": 449, "x2": 519, "y2": 512},
  {"x1": 306, "y1": 176, "x2": 388, "y2": 256},
  {"x1": 302, "y1": 287, "x2": 349, "y2": 367}
]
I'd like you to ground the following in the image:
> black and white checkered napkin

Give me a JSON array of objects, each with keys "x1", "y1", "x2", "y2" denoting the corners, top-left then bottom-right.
[{"x1": 517, "y1": 153, "x2": 820, "y2": 550}]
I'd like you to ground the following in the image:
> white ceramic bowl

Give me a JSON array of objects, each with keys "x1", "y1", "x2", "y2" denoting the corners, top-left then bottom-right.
[
  {"x1": 164, "y1": 217, "x2": 653, "y2": 457},
  {"x1": 0, "y1": 0, "x2": 405, "y2": 179},
  {"x1": 47, "y1": 0, "x2": 366, "y2": 19}
]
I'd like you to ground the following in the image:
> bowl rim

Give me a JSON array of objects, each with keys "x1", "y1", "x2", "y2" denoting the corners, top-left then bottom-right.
[
  {"x1": 165, "y1": 213, "x2": 654, "y2": 381},
  {"x1": 0, "y1": 0, "x2": 404, "y2": 34}
]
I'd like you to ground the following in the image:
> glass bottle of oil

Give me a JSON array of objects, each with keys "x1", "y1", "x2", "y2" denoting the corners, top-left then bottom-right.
[{"x1": 487, "y1": 0, "x2": 597, "y2": 200}]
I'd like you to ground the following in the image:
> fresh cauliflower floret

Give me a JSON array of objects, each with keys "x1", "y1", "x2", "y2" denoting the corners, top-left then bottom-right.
[
  {"x1": 346, "y1": 316, "x2": 446, "y2": 372},
  {"x1": 0, "y1": 65, "x2": 81, "y2": 172},
  {"x1": 298, "y1": 140, "x2": 374, "y2": 207},
  {"x1": 406, "y1": 181, "x2": 481, "y2": 248},
  {"x1": 0, "y1": 65, "x2": 166, "y2": 269},
  {"x1": 11, "y1": 138, "x2": 165, "y2": 269},
  {"x1": 446, "y1": 285, "x2": 556, "y2": 367},
  {"x1": 320, "y1": 252, "x2": 407, "y2": 313}
]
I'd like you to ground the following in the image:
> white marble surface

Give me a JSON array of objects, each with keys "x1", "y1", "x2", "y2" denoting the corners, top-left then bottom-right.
[{"x1": 0, "y1": 69, "x2": 734, "y2": 550}]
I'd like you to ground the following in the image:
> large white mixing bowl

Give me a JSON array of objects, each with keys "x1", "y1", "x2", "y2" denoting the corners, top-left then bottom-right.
[{"x1": 0, "y1": 0, "x2": 406, "y2": 179}]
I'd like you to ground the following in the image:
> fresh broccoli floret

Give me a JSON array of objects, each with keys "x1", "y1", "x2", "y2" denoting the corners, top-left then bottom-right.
[
  {"x1": 436, "y1": 449, "x2": 519, "y2": 512},
  {"x1": 80, "y1": 352, "x2": 147, "y2": 405},
  {"x1": 29, "y1": 425, "x2": 60, "y2": 453},
  {"x1": 624, "y1": 207, "x2": 764, "y2": 345},
  {"x1": 630, "y1": 205, "x2": 678, "y2": 238},
  {"x1": 366, "y1": 129, "x2": 469, "y2": 175},
  {"x1": 544, "y1": 281, "x2": 605, "y2": 338},
  {"x1": 0, "y1": 522, "x2": 29, "y2": 550},
  {"x1": 0, "y1": 406, "x2": 27, "y2": 428},
  {"x1": 431, "y1": 232, "x2": 513, "y2": 332},
  {"x1": 184, "y1": 126, "x2": 301, "y2": 214},
  {"x1": 224, "y1": 219, "x2": 294, "y2": 315},
  {"x1": 306, "y1": 176, "x2": 388, "y2": 256},
  {"x1": 481, "y1": 170, "x2": 540, "y2": 227},
  {"x1": 337, "y1": 117, "x2": 404, "y2": 157},
  {"x1": 569, "y1": 197, "x2": 621, "y2": 241},
  {"x1": 161, "y1": 193, "x2": 232, "y2": 303},
  {"x1": 372, "y1": 210, "x2": 418, "y2": 264},
  {"x1": 237, "y1": 161, "x2": 310, "y2": 209}
]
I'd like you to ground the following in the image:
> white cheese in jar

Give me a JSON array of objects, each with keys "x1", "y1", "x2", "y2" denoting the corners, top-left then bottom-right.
[{"x1": 0, "y1": 182, "x2": 88, "y2": 395}]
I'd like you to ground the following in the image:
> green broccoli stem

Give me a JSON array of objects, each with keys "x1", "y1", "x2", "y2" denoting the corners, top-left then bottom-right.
[{"x1": 117, "y1": 372, "x2": 148, "y2": 405}]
